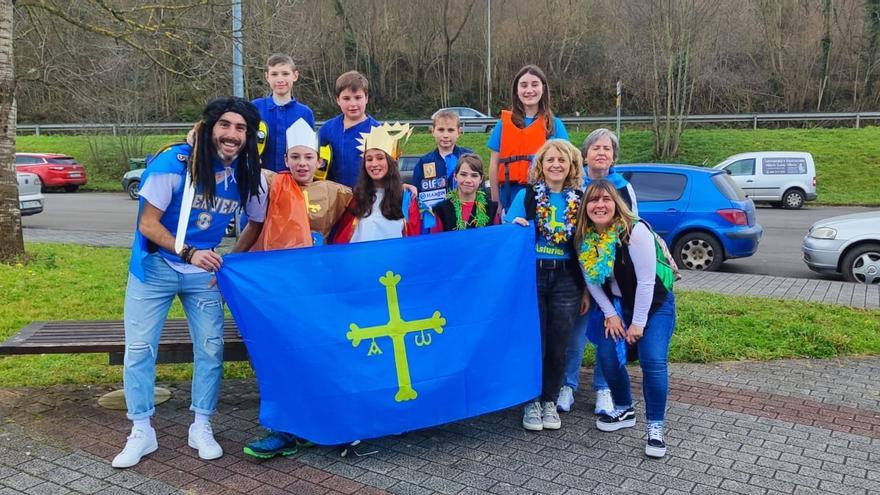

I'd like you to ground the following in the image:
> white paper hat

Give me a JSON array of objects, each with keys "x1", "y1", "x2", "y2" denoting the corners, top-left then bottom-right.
[{"x1": 285, "y1": 118, "x2": 319, "y2": 151}]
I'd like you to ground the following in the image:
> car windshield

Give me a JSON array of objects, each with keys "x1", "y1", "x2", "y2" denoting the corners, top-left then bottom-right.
[
  {"x1": 711, "y1": 173, "x2": 747, "y2": 201},
  {"x1": 398, "y1": 156, "x2": 418, "y2": 172},
  {"x1": 48, "y1": 157, "x2": 77, "y2": 165}
]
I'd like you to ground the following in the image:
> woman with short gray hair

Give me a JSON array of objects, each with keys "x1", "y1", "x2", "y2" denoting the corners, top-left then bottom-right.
[{"x1": 558, "y1": 127, "x2": 638, "y2": 417}]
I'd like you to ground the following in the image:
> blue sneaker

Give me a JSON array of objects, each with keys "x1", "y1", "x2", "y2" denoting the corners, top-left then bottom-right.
[{"x1": 243, "y1": 431, "x2": 299, "y2": 459}]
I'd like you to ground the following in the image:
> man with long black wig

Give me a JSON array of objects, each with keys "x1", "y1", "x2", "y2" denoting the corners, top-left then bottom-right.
[{"x1": 113, "y1": 97, "x2": 268, "y2": 468}]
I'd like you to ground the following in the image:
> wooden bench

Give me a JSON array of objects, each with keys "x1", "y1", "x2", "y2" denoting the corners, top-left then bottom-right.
[{"x1": 0, "y1": 319, "x2": 248, "y2": 365}]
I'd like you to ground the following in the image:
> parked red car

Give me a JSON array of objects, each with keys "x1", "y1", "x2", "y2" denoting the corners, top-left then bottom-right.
[{"x1": 15, "y1": 153, "x2": 88, "y2": 192}]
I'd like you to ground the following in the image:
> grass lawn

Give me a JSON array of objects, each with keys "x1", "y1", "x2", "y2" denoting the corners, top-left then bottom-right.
[
  {"x1": 0, "y1": 244, "x2": 877, "y2": 387},
  {"x1": 17, "y1": 126, "x2": 880, "y2": 205}
]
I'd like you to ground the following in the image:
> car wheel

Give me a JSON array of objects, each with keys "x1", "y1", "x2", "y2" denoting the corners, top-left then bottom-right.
[
  {"x1": 127, "y1": 180, "x2": 140, "y2": 200},
  {"x1": 782, "y1": 189, "x2": 805, "y2": 209},
  {"x1": 841, "y1": 243, "x2": 880, "y2": 285},
  {"x1": 673, "y1": 232, "x2": 724, "y2": 271},
  {"x1": 64, "y1": 185, "x2": 79, "y2": 193}
]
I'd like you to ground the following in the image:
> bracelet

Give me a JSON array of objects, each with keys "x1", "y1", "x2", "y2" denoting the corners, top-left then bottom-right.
[{"x1": 179, "y1": 245, "x2": 196, "y2": 264}]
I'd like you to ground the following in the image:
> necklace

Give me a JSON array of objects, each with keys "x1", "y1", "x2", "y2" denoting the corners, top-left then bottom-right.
[
  {"x1": 449, "y1": 190, "x2": 489, "y2": 230},
  {"x1": 578, "y1": 220, "x2": 624, "y2": 285},
  {"x1": 535, "y1": 181, "x2": 578, "y2": 244}
]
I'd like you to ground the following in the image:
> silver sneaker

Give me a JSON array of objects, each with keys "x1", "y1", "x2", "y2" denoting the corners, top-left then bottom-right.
[
  {"x1": 594, "y1": 388, "x2": 614, "y2": 415},
  {"x1": 112, "y1": 427, "x2": 158, "y2": 468},
  {"x1": 557, "y1": 386, "x2": 574, "y2": 412},
  {"x1": 542, "y1": 401, "x2": 561, "y2": 429},
  {"x1": 522, "y1": 401, "x2": 543, "y2": 431}
]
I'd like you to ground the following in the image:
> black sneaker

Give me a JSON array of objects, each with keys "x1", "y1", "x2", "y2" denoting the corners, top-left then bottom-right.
[
  {"x1": 645, "y1": 423, "x2": 667, "y2": 458},
  {"x1": 596, "y1": 407, "x2": 636, "y2": 432}
]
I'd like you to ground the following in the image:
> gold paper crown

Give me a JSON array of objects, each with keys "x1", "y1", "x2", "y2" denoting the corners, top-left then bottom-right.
[{"x1": 356, "y1": 122, "x2": 412, "y2": 160}]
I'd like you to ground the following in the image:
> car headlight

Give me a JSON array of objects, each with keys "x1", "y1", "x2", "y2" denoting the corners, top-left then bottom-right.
[{"x1": 809, "y1": 227, "x2": 837, "y2": 239}]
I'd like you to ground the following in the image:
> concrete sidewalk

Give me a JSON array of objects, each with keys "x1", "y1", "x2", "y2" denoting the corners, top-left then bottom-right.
[{"x1": 0, "y1": 357, "x2": 878, "y2": 494}]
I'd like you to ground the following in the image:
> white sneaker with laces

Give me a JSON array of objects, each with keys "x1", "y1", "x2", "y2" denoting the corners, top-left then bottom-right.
[
  {"x1": 594, "y1": 388, "x2": 614, "y2": 415},
  {"x1": 542, "y1": 401, "x2": 562, "y2": 429},
  {"x1": 522, "y1": 401, "x2": 543, "y2": 431},
  {"x1": 112, "y1": 426, "x2": 158, "y2": 468},
  {"x1": 557, "y1": 386, "x2": 574, "y2": 412},
  {"x1": 188, "y1": 422, "x2": 223, "y2": 460}
]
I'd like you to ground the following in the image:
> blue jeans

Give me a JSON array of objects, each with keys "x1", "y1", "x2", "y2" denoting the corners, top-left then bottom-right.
[
  {"x1": 123, "y1": 253, "x2": 225, "y2": 420},
  {"x1": 595, "y1": 292, "x2": 676, "y2": 422},
  {"x1": 535, "y1": 264, "x2": 582, "y2": 402},
  {"x1": 563, "y1": 306, "x2": 608, "y2": 391}
]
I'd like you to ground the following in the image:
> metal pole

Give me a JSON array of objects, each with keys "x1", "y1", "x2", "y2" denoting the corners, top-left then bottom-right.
[
  {"x1": 615, "y1": 80, "x2": 622, "y2": 138},
  {"x1": 232, "y1": 0, "x2": 244, "y2": 98},
  {"x1": 486, "y1": 0, "x2": 492, "y2": 117},
  {"x1": 232, "y1": 0, "x2": 244, "y2": 237}
]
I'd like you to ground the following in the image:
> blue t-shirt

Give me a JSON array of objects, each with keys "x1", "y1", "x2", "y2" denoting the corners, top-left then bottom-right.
[
  {"x1": 486, "y1": 116, "x2": 569, "y2": 151},
  {"x1": 251, "y1": 96, "x2": 315, "y2": 173},
  {"x1": 504, "y1": 188, "x2": 573, "y2": 260},
  {"x1": 317, "y1": 114, "x2": 381, "y2": 188}
]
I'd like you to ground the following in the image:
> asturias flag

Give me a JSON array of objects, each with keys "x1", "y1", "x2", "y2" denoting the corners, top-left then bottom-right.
[{"x1": 217, "y1": 225, "x2": 540, "y2": 445}]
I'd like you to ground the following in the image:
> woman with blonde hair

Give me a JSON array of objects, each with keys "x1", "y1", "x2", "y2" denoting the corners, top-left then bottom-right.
[
  {"x1": 506, "y1": 139, "x2": 589, "y2": 432},
  {"x1": 574, "y1": 179, "x2": 676, "y2": 458}
]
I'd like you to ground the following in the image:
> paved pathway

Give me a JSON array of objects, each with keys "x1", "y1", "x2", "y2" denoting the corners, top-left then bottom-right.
[
  {"x1": 23, "y1": 227, "x2": 880, "y2": 309},
  {"x1": 0, "y1": 357, "x2": 878, "y2": 494}
]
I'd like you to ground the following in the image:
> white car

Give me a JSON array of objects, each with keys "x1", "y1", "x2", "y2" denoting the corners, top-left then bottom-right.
[
  {"x1": 802, "y1": 211, "x2": 880, "y2": 284},
  {"x1": 17, "y1": 171, "x2": 44, "y2": 216},
  {"x1": 714, "y1": 151, "x2": 817, "y2": 209},
  {"x1": 431, "y1": 107, "x2": 493, "y2": 133}
]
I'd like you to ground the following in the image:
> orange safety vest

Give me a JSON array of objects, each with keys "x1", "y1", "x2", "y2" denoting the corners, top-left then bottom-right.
[{"x1": 498, "y1": 110, "x2": 548, "y2": 185}]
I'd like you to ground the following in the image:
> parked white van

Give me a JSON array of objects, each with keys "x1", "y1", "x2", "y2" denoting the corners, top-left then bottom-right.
[{"x1": 713, "y1": 152, "x2": 817, "y2": 209}]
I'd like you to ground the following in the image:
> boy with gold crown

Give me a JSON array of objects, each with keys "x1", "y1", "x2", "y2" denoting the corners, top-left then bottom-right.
[
  {"x1": 250, "y1": 118, "x2": 353, "y2": 250},
  {"x1": 330, "y1": 123, "x2": 421, "y2": 243}
]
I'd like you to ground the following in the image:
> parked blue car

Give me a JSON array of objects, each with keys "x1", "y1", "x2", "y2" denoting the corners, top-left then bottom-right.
[{"x1": 615, "y1": 164, "x2": 763, "y2": 271}]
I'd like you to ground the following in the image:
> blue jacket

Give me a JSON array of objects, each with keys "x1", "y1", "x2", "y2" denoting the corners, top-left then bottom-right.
[
  {"x1": 412, "y1": 145, "x2": 474, "y2": 208},
  {"x1": 251, "y1": 96, "x2": 315, "y2": 172}
]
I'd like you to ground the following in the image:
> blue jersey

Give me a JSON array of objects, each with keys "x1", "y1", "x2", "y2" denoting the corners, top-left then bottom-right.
[
  {"x1": 504, "y1": 188, "x2": 574, "y2": 260},
  {"x1": 412, "y1": 145, "x2": 473, "y2": 209},
  {"x1": 252, "y1": 96, "x2": 315, "y2": 172},
  {"x1": 318, "y1": 114, "x2": 380, "y2": 188},
  {"x1": 129, "y1": 144, "x2": 245, "y2": 280}
]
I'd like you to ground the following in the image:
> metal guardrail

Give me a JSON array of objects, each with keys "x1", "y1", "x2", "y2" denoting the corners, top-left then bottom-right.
[{"x1": 16, "y1": 111, "x2": 880, "y2": 135}]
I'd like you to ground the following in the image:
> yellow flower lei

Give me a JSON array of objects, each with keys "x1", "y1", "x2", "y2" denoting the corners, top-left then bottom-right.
[{"x1": 578, "y1": 219, "x2": 625, "y2": 285}]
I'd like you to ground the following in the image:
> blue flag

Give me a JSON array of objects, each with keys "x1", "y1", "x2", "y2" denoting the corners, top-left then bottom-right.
[{"x1": 217, "y1": 225, "x2": 540, "y2": 445}]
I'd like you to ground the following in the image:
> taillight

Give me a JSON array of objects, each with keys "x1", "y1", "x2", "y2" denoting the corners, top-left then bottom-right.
[
  {"x1": 49, "y1": 166, "x2": 64, "y2": 171},
  {"x1": 717, "y1": 209, "x2": 747, "y2": 225},
  {"x1": 812, "y1": 176, "x2": 816, "y2": 187}
]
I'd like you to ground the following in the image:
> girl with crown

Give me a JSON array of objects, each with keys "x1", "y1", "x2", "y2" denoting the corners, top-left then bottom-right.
[
  {"x1": 506, "y1": 139, "x2": 589, "y2": 433},
  {"x1": 331, "y1": 123, "x2": 421, "y2": 243}
]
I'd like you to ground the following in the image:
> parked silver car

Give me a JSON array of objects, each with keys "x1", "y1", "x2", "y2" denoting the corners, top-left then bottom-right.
[
  {"x1": 802, "y1": 211, "x2": 880, "y2": 284},
  {"x1": 17, "y1": 171, "x2": 44, "y2": 216},
  {"x1": 431, "y1": 107, "x2": 493, "y2": 133}
]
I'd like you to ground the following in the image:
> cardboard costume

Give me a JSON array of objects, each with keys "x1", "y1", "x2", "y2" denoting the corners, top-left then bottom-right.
[{"x1": 251, "y1": 118, "x2": 351, "y2": 250}]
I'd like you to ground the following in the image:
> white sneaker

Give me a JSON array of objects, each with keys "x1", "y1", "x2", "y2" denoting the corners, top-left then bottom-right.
[
  {"x1": 542, "y1": 402, "x2": 562, "y2": 430},
  {"x1": 112, "y1": 427, "x2": 158, "y2": 468},
  {"x1": 522, "y1": 401, "x2": 543, "y2": 431},
  {"x1": 594, "y1": 388, "x2": 614, "y2": 415},
  {"x1": 188, "y1": 423, "x2": 223, "y2": 460},
  {"x1": 557, "y1": 386, "x2": 574, "y2": 412}
]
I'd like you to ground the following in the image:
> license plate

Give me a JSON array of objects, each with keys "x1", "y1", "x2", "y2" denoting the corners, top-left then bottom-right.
[
  {"x1": 68, "y1": 172, "x2": 82, "y2": 178},
  {"x1": 21, "y1": 200, "x2": 41, "y2": 208}
]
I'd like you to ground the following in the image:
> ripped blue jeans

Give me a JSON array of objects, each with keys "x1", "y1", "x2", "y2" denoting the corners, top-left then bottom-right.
[{"x1": 123, "y1": 253, "x2": 225, "y2": 420}]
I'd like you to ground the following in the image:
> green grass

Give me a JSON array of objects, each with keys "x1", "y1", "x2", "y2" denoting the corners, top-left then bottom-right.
[
  {"x1": 18, "y1": 126, "x2": 880, "y2": 205},
  {"x1": 0, "y1": 244, "x2": 877, "y2": 387}
]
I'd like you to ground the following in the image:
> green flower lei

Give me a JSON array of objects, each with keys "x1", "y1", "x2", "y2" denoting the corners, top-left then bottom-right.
[{"x1": 449, "y1": 190, "x2": 490, "y2": 230}]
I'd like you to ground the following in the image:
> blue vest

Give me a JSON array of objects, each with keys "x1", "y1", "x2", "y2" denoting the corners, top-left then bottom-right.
[{"x1": 129, "y1": 144, "x2": 243, "y2": 280}]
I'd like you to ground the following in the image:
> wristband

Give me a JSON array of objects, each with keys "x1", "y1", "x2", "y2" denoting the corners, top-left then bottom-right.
[{"x1": 179, "y1": 245, "x2": 196, "y2": 264}]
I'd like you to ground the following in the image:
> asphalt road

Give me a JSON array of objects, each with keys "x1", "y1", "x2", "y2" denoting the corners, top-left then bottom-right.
[{"x1": 22, "y1": 192, "x2": 877, "y2": 280}]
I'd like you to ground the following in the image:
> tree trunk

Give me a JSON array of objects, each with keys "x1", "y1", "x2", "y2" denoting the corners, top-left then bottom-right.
[
  {"x1": 0, "y1": 0, "x2": 24, "y2": 261},
  {"x1": 817, "y1": 0, "x2": 832, "y2": 111}
]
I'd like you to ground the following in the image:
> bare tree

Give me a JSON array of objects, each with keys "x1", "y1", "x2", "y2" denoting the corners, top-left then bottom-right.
[{"x1": 0, "y1": 0, "x2": 22, "y2": 260}]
